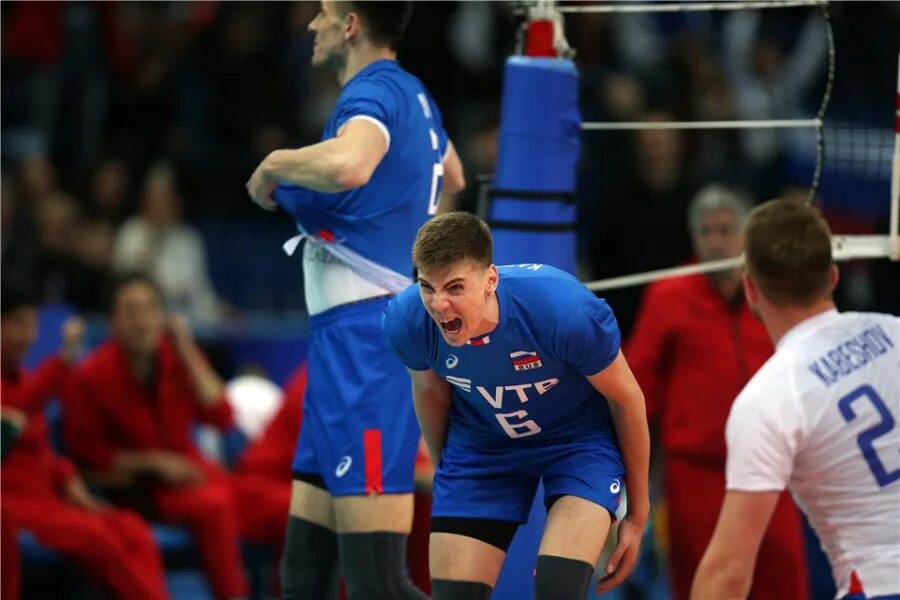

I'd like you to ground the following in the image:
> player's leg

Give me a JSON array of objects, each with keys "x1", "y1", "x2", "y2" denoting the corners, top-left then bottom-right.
[
  {"x1": 280, "y1": 404, "x2": 340, "y2": 600},
  {"x1": 536, "y1": 438, "x2": 625, "y2": 600},
  {"x1": 428, "y1": 443, "x2": 537, "y2": 599},
  {"x1": 281, "y1": 477, "x2": 340, "y2": 600},
  {"x1": 535, "y1": 495, "x2": 612, "y2": 600},
  {"x1": 334, "y1": 493, "x2": 425, "y2": 600},
  {"x1": 429, "y1": 518, "x2": 518, "y2": 599},
  {"x1": 309, "y1": 298, "x2": 426, "y2": 600}
]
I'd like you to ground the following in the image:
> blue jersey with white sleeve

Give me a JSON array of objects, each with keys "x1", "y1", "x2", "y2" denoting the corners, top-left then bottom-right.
[
  {"x1": 384, "y1": 264, "x2": 622, "y2": 449},
  {"x1": 273, "y1": 59, "x2": 448, "y2": 291}
]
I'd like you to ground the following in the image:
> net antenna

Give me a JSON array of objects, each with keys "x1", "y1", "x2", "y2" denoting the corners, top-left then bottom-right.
[{"x1": 516, "y1": 0, "x2": 574, "y2": 59}]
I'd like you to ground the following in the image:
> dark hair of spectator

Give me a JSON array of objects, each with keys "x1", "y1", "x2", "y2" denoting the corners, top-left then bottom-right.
[
  {"x1": 105, "y1": 271, "x2": 165, "y2": 314},
  {"x1": 1, "y1": 273, "x2": 41, "y2": 317}
]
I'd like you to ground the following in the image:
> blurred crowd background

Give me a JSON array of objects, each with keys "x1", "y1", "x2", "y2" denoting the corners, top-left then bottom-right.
[{"x1": 3, "y1": 1, "x2": 898, "y2": 333}]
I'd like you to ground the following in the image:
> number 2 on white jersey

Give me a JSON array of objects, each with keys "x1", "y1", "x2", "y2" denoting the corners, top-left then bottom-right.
[{"x1": 838, "y1": 384, "x2": 900, "y2": 487}]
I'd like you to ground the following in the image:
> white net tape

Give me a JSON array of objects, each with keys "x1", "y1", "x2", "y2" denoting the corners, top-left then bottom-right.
[
  {"x1": 555, "y1": 0, "x2": 826, "y2": 14},
  {"x1": 585, "y1": 235, "x2": 892, "y2": 292}
]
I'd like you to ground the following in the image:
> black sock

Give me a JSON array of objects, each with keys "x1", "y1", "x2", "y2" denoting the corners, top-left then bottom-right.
[
  {"x1": 534, "y1": 554, "x2": 594, "y2": 600},
  {"x1": 280, "y1": 517, "x2": 340, "y2": 600},
  {"x1": 338, "y1": 532, "x2": 428, "y2": 600},
  {"x1": 432, "y1": 579, "x2": 493, "y2": 600}
]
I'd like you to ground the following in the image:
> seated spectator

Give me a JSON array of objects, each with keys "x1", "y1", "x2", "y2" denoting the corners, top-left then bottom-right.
[
  {"x1": 231, "y1": 365, "x2": 306, "y2": 548},
  {"x1": 0, "y1": 276, "x2": 168, "y2": 600},
  {"x1": 113, "y1": 163, "x2": 225, "y2": 325},
  {"x1": 61, "y1": 271, "x2": 248, "y2": 600},
  {"x1": 626, "y1": 185, "x2": 808, "y2": 600}
]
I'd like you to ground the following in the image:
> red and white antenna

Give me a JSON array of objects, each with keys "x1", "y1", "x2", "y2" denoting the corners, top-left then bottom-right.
[{"x1": 523, "y1": 0, "x2": 573, "y2": 58}]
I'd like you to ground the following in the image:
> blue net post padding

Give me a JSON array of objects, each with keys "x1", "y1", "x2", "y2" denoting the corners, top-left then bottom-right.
[{"x1": 489, "y1": 57, "x2": 581, "y2": 274}]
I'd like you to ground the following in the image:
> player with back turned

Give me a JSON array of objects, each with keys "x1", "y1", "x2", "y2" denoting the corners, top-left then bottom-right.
[{"x1": 692, "y1": 200, "x2": 900, "y2": 600}]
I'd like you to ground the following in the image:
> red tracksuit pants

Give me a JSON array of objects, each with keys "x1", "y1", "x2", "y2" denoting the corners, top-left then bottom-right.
[
  {"x1": 1, "y1": 497, "x2": 168, "y2": 600},
  {"x1": 152, "y1": 464, "x2": 248, "y2": 600},
  {"x1": 664, "y1": 457, "x2": 809, "y2": 600}
]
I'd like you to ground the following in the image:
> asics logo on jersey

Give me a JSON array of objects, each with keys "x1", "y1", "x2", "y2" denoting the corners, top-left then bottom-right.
[
  {"x1": 610, "y1": 479, "x2": 621, "y2": 494},
  {"x1": 446, "y1": 354, "x2": 459, "y2": 369},
  {"x1": 515, "y1": 264, "x2": 543, "y2": 271},
  {"x1": 335, "y1": 456, "x2": 353, "y2": 478}
]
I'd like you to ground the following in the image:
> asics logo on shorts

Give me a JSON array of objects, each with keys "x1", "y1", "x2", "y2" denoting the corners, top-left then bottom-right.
[
  {"x1": 446, "y1": 354, "x2": 459, "y2": 369},
  {"x1": 335, "y1": 456, "x2": 353, "y2": 478},
  {"x1": 609, "y1": 479, "x2": 621, "y2": 494}
]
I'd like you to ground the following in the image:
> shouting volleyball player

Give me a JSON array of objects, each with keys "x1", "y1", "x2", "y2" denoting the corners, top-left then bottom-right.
[
  {"x1": 246, "y1": 2, "x2": 464, "y2": 598},
  {"x1": 692, "y1": 201, "x2": 900, "y2": 599},
  {"x1": 383, "y1": 212, "x2": 650, "y2": 600}
]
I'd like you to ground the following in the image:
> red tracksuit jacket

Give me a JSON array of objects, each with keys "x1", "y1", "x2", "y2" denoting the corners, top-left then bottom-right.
[
  {"x1": 1, "y1": 357, "x2": 76, "y2": 498},
  {"x1": 626, "y1": 274, "x2": 773, "y2": 465},
  {"x1": 62, "y1": 338, "x2": 233, "y2": 470}
]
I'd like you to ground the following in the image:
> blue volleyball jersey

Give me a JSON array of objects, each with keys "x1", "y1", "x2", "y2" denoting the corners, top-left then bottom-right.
[
  {"x1": 383, "y1": 264, "x2": 622, "y2": 449},
  {"x1": 273, "y1": 59, "x2": 448, "y2": 290}
]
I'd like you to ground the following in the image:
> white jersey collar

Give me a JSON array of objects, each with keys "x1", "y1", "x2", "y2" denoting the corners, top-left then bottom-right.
[{"x1": 776, "y1": 308, "x2": 839, "y2": 351}]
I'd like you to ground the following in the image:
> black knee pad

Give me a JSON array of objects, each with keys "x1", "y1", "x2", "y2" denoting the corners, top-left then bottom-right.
[
  {"x1": 534, "y1": 554, "x2": 594, "y2": 600},
  {"x1": 338, "y1": 532, "x2": 428, "y2": 600},
  {"x1": 280, "y1": 517, "x2": 340, "y2": 600},
  {"x1": 431, "y1": 579, "x2": 493, "y2": 600}
]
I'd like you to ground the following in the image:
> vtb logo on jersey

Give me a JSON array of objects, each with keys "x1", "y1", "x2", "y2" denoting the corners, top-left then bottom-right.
[{"x1": 510, "y1": 350, "x2": 543, "y2": 371}]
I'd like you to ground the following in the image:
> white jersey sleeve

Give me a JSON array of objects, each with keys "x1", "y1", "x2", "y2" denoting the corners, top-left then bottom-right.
[{"x1": 725, "y1": 362, "x2": 805, "y2": 492}]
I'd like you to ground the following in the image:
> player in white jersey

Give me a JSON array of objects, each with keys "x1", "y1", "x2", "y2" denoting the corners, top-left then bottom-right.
[{"x1": 692, "y1": 200, "x2": 900, "y2": 600}]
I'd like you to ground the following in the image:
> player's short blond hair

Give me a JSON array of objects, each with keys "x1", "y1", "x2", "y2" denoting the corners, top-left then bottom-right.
[{"x1": 412, "y1": 212, "x2": 493, "y2": 274}]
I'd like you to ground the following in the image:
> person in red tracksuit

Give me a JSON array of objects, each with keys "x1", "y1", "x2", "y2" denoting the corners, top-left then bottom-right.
[
  {"x1": 232, "y1": 365, "x2": 307, "y2": 547},
  {"x1": 626, "y1": 186, "x2": 808, "y2": 600},
  {"x1": 61, "y1": 272, "x2": 248, "y2": 600},
  {"x1": 0, "y1": 277, "x2": 168, "y2": 600}
]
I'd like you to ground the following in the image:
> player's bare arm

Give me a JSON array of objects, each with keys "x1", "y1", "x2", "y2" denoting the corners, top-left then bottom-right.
[
  {"x1": 409, "y1": 368, "x2": 452, "y2": 465},
  {"x1": 246, "y1": 118, "x2": 389, "y2": 208},
  {"x1": 691, "y1": 490, "x2": 780, "y2": 599},
  {"x1": 586, "y1": 350, "x2": 651, "y2": 594}
]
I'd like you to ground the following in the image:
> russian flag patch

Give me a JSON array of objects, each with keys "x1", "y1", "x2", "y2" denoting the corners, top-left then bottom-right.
[{"x1": 510, "y1": 350, "x2": 543, "y2": 371}]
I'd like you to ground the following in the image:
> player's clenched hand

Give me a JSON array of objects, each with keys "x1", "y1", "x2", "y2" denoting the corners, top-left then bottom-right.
[
  {"x1": 596, "y1": 514, "x2": 644, "y2": 595},
  {"x1": 246, "y1": 161, "x2": 278, "y2": 211}
]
